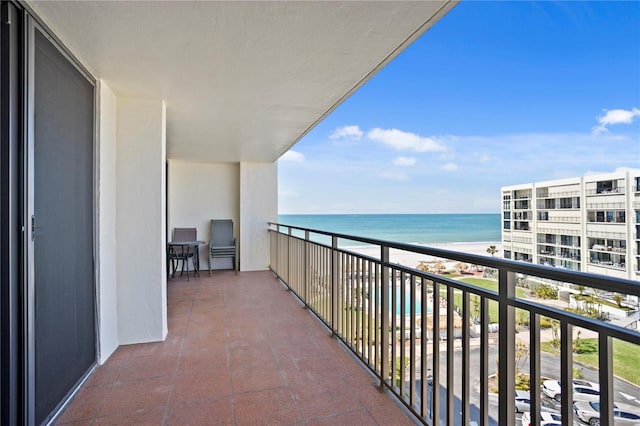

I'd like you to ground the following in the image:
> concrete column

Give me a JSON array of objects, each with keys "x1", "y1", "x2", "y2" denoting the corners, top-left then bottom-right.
[
  {"x1": 116, "y1": 98, "x2": 167, "y2": 344},
  {"x1": 96, "y1": 80, "x2": 119, "y2": 362},
  {"x1": 239, "y1": 162, "x2": 277, "y2": 271}
]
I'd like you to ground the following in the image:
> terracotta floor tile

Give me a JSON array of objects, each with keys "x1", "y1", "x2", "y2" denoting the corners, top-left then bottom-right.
[
  {"x1": 291, "y1": 379, "x2": 362, "y2": 421},
  {"x1": 118, "y1": 354, "x2": 179, "y2": 382},
  {"x1": 96, "y1": 376, "x2": 173, "y2": 418},
  {"x1": 304, "y1": 409, "x2": 377, "y2": 426},
  {"x1": 234, "y1": 387, "x2": 301, "y2": 425},
  {"x1": 55, "y1": 384, "x2": 112, "y2": 423},
  {"x1": 131, "y1": 335, "x2": 183, "y2": 358},
  {"x1": 92, "y1": 407, "x2": 166, "y2": 425},
  {"x1": 231, "y1": 365, "x2": 286, "y2": 394},
  {"x1": 108, "y1": 345, "x2": 135, "y2": 361},
  {"x1": 167, "y1": 397, "x2": 234, "y2": 425},
  {"x1": 56, "y1": 271, "x2": 415, "y2": 425},
  {"x1": 366, "y1": 400, "x2": 416, "y2": 426},
  {"x1": 171, "y1": 370, "x2": 232, "y2": 403},
  {"x1": 84, "y1": 359, "x2": 127, "y2": 387}
]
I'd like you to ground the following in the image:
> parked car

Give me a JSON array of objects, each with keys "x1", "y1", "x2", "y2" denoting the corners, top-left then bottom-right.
[
  {"x1": 542, "y1": 379, "x2": 599, "y2": 401},
  {"x1": 573, "y1": 385, "x2": 601, "y2": 402},
  {"x1": 574, "y1": 401, "x2": 640, "y2": 425},
  {"x1": 521, "y1": 411, "x2": 562, "y2": 426},
  {"x1": 515, "y1": 390, "x2": 561, "y2": 414}
]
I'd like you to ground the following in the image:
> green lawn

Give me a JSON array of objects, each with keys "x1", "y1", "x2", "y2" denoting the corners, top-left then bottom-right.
[
  {"x1": 439, "y1": 277, "x2": 526, "y2": 323},
  {"x1": 540, "y1": 338, "x2": 640, "y2": 386}
]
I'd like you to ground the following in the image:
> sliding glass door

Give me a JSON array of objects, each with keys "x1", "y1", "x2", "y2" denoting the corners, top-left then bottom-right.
[{"x1": 30, "y1": 23, "x2": 96, "y2": 425}]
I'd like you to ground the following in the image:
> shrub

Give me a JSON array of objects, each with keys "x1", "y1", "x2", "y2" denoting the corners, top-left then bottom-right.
[{"x1": 532, "y1": 284, "x2": 558, "y2": 300}]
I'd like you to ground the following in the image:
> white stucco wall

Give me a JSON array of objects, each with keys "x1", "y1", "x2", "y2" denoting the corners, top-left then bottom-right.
[
  {"x1": 167, "y1": 160, "x2": 239, "y2": 270},
  {"x1": 116, "y1": 98, "x2": 167, "y2": 344},
  {"x1": 239, "y1": 162, "x2": 277, "y2": 271},
  {"x1": 97, "y1": 80, "x2": 118, "y2": 363}
]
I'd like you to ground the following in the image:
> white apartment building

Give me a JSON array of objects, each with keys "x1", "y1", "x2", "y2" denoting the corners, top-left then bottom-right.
[{"x1": 501, "y1": 169, "x2": 640, "y2": 281}]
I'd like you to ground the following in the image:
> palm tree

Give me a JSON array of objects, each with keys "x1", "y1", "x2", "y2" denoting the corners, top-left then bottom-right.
[
  {"x1": 486, "y1": 245, "x2": 498, "y2": 257},
  {"x1": 612, "y1": 293, "x2": 624, "y2": 308}
]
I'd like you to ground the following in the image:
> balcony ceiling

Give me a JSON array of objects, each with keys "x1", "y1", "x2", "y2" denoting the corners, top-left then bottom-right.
[{"x1": 27, "y1": 1, "x2": 456, "y2": 163}]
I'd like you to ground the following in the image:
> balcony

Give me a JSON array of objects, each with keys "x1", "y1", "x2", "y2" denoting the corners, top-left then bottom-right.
[
  {"x1": 51, "y1": 224, "x2": 640, "y2": 425},
  {"x1": 54, "y1": 271, "x2": 414, "y2": 425},
  {"x1": 268, "y1": 223, "x2": 639, "y2": 426}
]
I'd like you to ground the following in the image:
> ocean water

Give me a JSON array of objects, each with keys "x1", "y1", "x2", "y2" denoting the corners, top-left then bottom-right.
[{"x1": 277, "y1": 213, "x2": 501, "y2": 245}]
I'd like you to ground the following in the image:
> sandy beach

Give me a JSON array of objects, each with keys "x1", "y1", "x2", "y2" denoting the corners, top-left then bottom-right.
[{"x1": 345, "y1": 241, "x2": 502, "y2": 271}]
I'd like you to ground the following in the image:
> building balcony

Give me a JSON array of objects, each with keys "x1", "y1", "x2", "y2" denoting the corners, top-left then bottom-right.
[
  {"x1": 54, "y1": 224, "x2": 640, "y2": 425},
  {"x1": 54, "y1": 271, "x2": 414, "y2": 425}
]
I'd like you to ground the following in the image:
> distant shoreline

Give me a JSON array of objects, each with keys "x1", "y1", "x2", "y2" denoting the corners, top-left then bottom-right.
[{"x1": 346, "y1": 241, "x2": 502, "y2": 269}]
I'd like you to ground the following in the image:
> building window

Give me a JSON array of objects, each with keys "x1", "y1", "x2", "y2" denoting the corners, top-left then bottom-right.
[
  {"x1": 636, "y1": 176, "x2": 640, "y2": 192},
  {"x1": 538, "y1": 211, "x2": 549, "y2": 221},
  {"x1": 503, "y1": 221, "x2": 511, "y2": 230},
  {"x1": 503, "y1": 211, "x2": 511, "y2": 219},
  {"x1": 560, "y1": 197, "x2": 572, "y2": 208},
  {"x1": 596, "y1": 180, "x2": 615, "y2": 194}
]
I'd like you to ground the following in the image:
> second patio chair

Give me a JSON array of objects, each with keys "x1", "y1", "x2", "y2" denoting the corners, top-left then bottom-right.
[
  {"x1": 208, "y1": 219, "x2": 237, "y2": 275},
  {"x1": 169, "y1": 227, "x2": 199, "y2": 280}
]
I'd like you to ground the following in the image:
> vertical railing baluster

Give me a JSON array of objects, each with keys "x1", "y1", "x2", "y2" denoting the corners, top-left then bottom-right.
[
  {"x1": 432, "y1": 281, "x2": 440, "y2": 424},
  {"x1": 331, "y1": 236, "x2": 338, "y2": 336},
  {"x1": 462, "y1": 291, "x2": 470, "y2": 426},
  {"x1": 498, "y1": 269, "x2": 516, "y2": 426},
  {"x1": 410, "y1": 272, "x2": 416, "y2": 408},
  {"x1": 357, "y1": 257, "x2": 362, "y2": 355},
  {"x1": 420, "y1": 277, "x2": 427, "y2": 418},
  {"x1": 446, "y1": 285, "x2": 454, "y2": 425},
  {"x1": 375, "y1": 261, "x2": 380, "y2": 374},
  {"x1": 391, "y1": 268, "x2": 397, "y2": 391},
  {"x1": 380, "y1": 246, "x2": 390, "y2": 389},
  {"x1": 530, "y1": 312, "x2": 540, "y2": 426},
  {"x1": 480, "y1": 296, "x2": 489, "y2": 426},
  {"x1": 560, "y1": 322, "x2": 574, "y2": 425},
  {"x1": 599, "y1": 333, "x2": 614, "y2": 426},
  {"x1": 400, "y1": 270, "x2": 406, "y2": 397},
  {"x1": 303, "y1": 231, "x2": 309, "y2": 308},
  {"x1": 367, "y1": 259, "x2": 372, "y2": 365}
]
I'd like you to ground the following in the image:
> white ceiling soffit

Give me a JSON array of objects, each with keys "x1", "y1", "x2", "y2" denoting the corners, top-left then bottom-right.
[{"x1": 28, "y1": 1, "x2": 457, "y2": 163}]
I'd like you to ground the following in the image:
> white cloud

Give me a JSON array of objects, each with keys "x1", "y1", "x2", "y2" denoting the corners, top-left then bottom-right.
[
  {"x1": 279, "y1": 189, "x2": 299, "y2": 198},
  {"x1": 379, "y1": 171, "x2": 410, "y2": 181},
  {"x1": 367, "y1": 128, "x2": 446, "y2": 152},
  {"x1": 392, "y1": 156, "x2": 416, "y2": 167},
  {"x1": 329, "y1": 125, "x2": 363, "y2": 141},
  {"x1": 441, "y1": 162, "x2": 458, "y2": 172},
  {"x1": 280, "y1": 150, "x2": 305, "y2": 163},
  {"x1": 592, "y1": 107, "x2": 640, "y2": 135}
]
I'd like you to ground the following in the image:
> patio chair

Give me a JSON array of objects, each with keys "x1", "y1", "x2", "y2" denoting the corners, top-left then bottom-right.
[
  {"x1": 208, "y1": 219, "x2": 237, "y2": 275},
  {"x1": 168, "y1": 227, "x2": 199, "y2": 280}
]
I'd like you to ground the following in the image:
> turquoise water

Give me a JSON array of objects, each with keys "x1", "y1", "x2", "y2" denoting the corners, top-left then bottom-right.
[
  {"x1": 391, "y1": 287, "x2": 432, "y2": 315},
  {"x1": 278, "y1": 213, "x2": 500, "y2": 245}
]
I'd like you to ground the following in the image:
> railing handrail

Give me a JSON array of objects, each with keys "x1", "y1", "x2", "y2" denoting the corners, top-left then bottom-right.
[
  {"x1": 269, "y1": 222, "x2": 640, "y2": 296},
  {"x1": 269, "y1": 222, "x2": 640, "y2": 426}
]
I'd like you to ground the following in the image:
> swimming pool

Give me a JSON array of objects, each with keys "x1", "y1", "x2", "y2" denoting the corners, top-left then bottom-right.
[{"x1": 388, "y1": 287, "x2": 431, "y2": 315}]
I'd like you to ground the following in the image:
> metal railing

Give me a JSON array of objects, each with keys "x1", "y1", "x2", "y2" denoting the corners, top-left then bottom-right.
[{"x1": 269, "y1": 222, "x2": 640, "y2": 426}]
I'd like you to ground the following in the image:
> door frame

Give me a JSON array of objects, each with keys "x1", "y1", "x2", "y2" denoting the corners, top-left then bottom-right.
[{"x1": 22, "y1": 9, "x2": 99, "y2": 426}]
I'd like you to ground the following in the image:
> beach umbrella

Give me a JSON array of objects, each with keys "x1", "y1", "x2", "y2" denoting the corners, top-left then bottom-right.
[
  {"x1": 454, "y1": 262, "x2": 468, "y2": 272},
  {"x1": 416, "y1": 261, "x2": 429, "y2": 272},
  {"x1": 433, "y1": 261, "x2": 446, "y2": 273}
]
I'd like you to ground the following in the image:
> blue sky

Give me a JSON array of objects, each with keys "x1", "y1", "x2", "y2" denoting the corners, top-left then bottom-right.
[{"x1": 278, "y1": 1, "x2": 640, "y2": 214}]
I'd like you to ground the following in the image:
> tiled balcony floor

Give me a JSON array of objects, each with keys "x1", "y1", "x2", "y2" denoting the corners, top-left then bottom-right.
[{"x1": 55, "y1": 270, "x2": 415, "y2": 425}]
